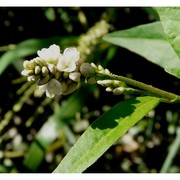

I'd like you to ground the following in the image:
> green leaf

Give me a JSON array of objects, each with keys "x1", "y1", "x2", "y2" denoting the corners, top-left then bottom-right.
[
  {"x1": 103, "y1": 22, "x2": 180, "y2": 69},
  {"x1": 156, "y1": 7, "x2": 180, "y2": 59},
  {"x1": 53, "y1": 96, "x2": 160, "y2": 173},
  {"x1": 0, "y1": 36, "x2": 77, "y2": 75},
  {"x1": 165, "y1": 67, "x2": 180, "y2": 79}
]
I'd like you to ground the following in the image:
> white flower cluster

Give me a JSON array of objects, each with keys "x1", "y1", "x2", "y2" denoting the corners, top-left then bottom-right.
[{"x1": 21, "y1": 44, "x2": 82, "y2": 98}]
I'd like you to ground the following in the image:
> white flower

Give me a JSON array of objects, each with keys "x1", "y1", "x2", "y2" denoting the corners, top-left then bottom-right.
[
  {"x1": 57, "y1": 48, "x2": 80, "y2": 72},
  {"x1": 39, "y1": 78, "x2": 62, "y2": 98},
  {"x1": 37, "y1": 44, "x2": 61, "y2": 64}
]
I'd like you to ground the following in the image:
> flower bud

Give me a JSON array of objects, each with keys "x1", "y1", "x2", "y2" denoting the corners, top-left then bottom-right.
[
  {"x1": 35, "y1": 66, "x2": 41, "y2": 74},
  {"x1": 42, "y1": 66, "x2": 49, "y2": 76},
  {"x1": 104, "y1": 69, "x2": 110, "y2": 74},
  {"x1": 28, "y1": 60, "x2": 36, "y2": 69},
  {"x1": 21, "y1": 69, "x2": 34, "y2": 76},
  {"x1": 106, "y1": 87, "x2": 113, "y2": 92},
  {"x1": 48, "y1": 64, "x2": 56, "y2": 74},
  {"x1": 23, "y1": 60, "x2": 30, "y2": 69},
  {"x1": 27, "y1": 75, "x2": 37, "y2": 81},
  {"x1": 113, "y1": 87, "x2": 125, "y2": 95},
  {"x1": 98, "y1": 65, "x2": 103, "y2": 71},
  {"x1": 80, "y1": 63, "x2": 96, "y2": 78},
  {"x1": 97, "y1": 80, "x2": 113, "y2": 87},
  {"x1": 69, "y1": 72, "x2": 81, "y2": 82}
]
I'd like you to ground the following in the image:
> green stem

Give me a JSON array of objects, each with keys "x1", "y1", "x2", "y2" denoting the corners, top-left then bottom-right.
[{"x1": 96, "y1": 73, "x2": 180, "y2": 103}]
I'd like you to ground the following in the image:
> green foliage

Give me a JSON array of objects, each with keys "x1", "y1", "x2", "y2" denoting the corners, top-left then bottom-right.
[
  {"x1": 156, "y1": 7, "x2": 180, "y2": 59},
  {"x1": 54, "y1": 96, "x2": 160, "y2": 173},
  {"x1": 155, "y1": 7, "x2": 180, "y2": 79},
  {"x1": 103, "y1": 22, "x2": 180, "y2": 69},
  {"x1": 103, "y1": 8, "x2": 180, "y2": 80}
]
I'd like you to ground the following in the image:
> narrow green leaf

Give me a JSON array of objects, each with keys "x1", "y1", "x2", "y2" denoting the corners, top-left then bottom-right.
[
  {"x1": 0, "y1": 36, "x2": 77, "y2": 75},
  {"x1": 156, "y1": 7, "x2": 180, "y2": 59},
  {"x1": 165, "y1": 67, "x2": 180, "y2": 79},
  {"x1": 103, "y1": 22, "x2": 180, "y2": 68},
  {"x1": 53, "y1": 96, "x2": 160, "y2": 173}
]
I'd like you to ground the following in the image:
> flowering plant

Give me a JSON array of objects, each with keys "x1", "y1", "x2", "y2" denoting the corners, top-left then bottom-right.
[
  {"x1": 22, "y1": 44, "x2": 82, "y2": 98},
  {"x1": 1, "y1": 7, "x2": 180, "y2": 173},
  {"x1": 21, "y1": 8, "x2": 180, "y2": 173}
]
